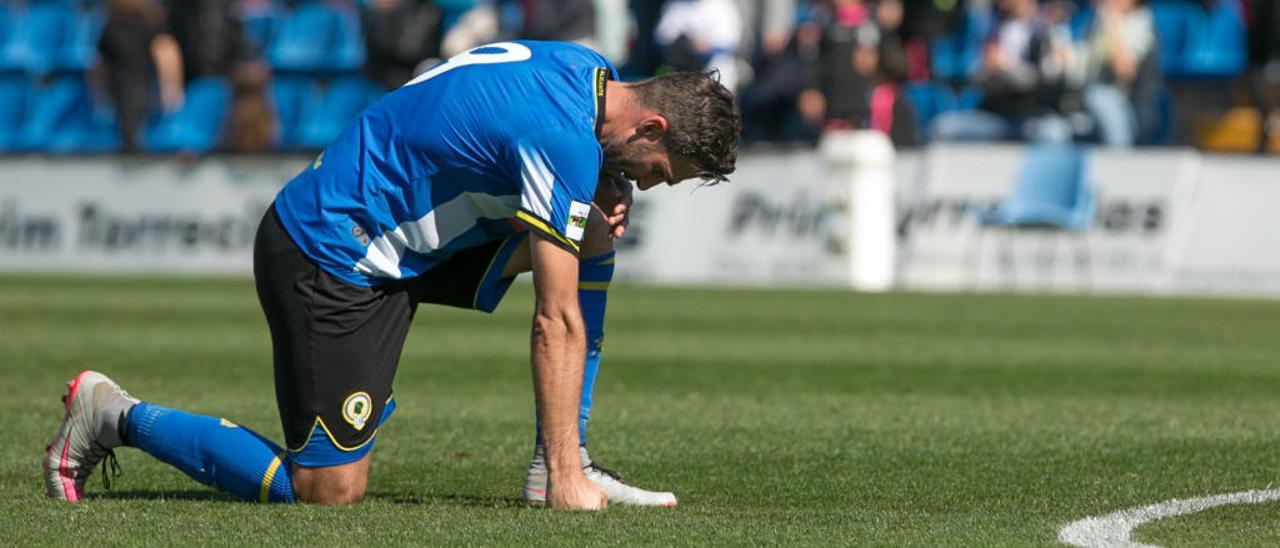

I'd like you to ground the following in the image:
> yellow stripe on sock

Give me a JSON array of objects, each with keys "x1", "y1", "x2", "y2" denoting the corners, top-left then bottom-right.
[
  {"x1": 600, "y1": 257, "x2": 615, "y2": 265},
  {"x1": 578, "y1": 281, "x2": 610, "y2": 291},
  {"x1": 260, "y1": 451, "x2": 285, "y2": 503}
]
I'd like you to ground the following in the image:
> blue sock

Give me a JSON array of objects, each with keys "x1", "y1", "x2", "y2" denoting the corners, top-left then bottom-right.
[
  {"x1": 536, "y1": 251, "x2": 614, "y2": 448},
  {"x1": 125, "y1": 402, "x2": 294, "y2": 503},
  {"x1": 576, "y1": 251, "x2": 614, "y2": 445}
]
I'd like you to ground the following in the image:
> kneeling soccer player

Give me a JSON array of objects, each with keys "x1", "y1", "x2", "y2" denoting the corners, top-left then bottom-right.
[{"x1": 42, "y1": 40, "x2": 739, "y2": 509}]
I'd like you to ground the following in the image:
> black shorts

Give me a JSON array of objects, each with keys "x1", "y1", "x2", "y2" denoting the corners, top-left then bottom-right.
[{"x1": 253, "y1": 204, "x2": 524, "y2": 467}]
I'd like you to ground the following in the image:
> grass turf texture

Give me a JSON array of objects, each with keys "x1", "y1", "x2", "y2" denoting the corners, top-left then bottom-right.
[{"x1": 2, "y1": 276, "x2": 1279, "y2": 546}]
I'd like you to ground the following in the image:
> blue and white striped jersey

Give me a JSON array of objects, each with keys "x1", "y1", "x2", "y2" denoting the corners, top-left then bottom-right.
[{"x1": 274, "y1": 40, "x2": 617, "y2": 286}]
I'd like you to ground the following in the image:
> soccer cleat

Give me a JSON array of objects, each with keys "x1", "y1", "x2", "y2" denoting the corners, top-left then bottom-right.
[
  {"x1": 522, "y1": 445, "x2": 678, "y2": 507},
  {"x1": 42, "y1": 370, "x2": 139, "y2": 502}
]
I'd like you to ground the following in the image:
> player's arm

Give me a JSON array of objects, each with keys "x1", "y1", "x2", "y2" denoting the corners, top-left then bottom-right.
[{"x1": 528, "y1": 232, "x2": 608, "y2": 510}]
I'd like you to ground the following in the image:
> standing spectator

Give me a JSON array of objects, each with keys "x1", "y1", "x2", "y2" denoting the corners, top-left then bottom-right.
[
  {"x1": 1070, "y1": 0, "x2": 1159, "y2": 148},
  {"x1": 655, "y1": 0, "x2": 744, "y2": 91},
  {"x1": 874, "y1": 0, "x2": 909, "y2": 79},
  {"x1": 223, "y1": 61, "x2": 276, "y2": 153},
  {"x1": 740, "y1": 0, "x2": 805, "y2": 145},
  {"x1": 439, "y1": 0, "x2": 500, "y2": 58},
  {"x1": 622, "y1": 0, "x2": 669, "y2": 77},
  {"x1": 737, "y1": 0, "x2": 797, "y2": 61},
  {"x1": 901, "y1": 0, "x2": 970, "y2": 80},
  {"x1": 521, "y1": 0, "x2": 596, "y2": 46},
  {"x1": 869, "y1": 34, "x2": 920, "y2": 146},
  {"x1": 797, "y1": 0, "x2": 875, "y2": 135},
  {"x1": 931, "y1": 0, "x2": 1075, "y2": 143},
  {"x1": 902, "y1": 0, "x2": 969, "y2": 41},
  {"x1": 165, "y1": 0, "x2": 248, "y2": 84},
  {"x1": 97, "y1": 0, "x2": 184, "y2": 153},
  {"x1": 1247, "y1": 0, "x2": 1280, "y2": 152},
  {"x1": 362, "y1": 0, "x2": 442, "y2": 89}
]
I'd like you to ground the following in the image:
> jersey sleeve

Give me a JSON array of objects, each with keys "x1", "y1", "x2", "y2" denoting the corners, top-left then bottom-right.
[{"x1": 511, "y1": 130, "x2": 601, "y2": 255}]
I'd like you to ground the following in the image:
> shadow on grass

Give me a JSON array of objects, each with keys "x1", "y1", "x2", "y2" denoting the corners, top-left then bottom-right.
[
  {"x1": 90, "y1": 489, "x2": 527, "y2": 507},
  {"x1": 368, "y1": 491, "x2": 528, "y2": 508},
  {"x1": 92, "y1": 489, "x2": 239, "y2": 502}
]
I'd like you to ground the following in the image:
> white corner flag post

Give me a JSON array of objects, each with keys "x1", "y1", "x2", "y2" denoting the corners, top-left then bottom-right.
[{"x1": 820, "y1": 130, "x2": 897, "y2": 292}]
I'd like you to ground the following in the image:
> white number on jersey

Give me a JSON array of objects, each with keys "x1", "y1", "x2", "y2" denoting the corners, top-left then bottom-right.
[{"x1": 402, "y1": 42, "x2": 533, "y2": 88}]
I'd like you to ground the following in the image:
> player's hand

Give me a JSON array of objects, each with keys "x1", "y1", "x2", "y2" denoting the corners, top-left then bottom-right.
[
  {"x1": 593, "y1": 174, "x2": 633, "y2": 239},
  {"x1": 547, "y1": 470, "x2": 608, "y2": 510}
]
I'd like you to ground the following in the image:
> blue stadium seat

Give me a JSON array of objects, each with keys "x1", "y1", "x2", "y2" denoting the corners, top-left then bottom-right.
[
  {"x1": 270, "y1": 75, "x2": 316, "y2": 148},
  {"x1": 145, "y1": 78, "x2": 231, "y2": 153},
  {"x1": 981, "y1": 145, "x2": 1093, "y2": 231},
  {"x1": 904, "y1": 82, "x2": 983, "y2": 140},
  {"x1": 267, "y1": 1, "x2": 365, "y2": 74},
  {"x1": 239, "y1": 2, "x2": 279, "y2": 55},
  {"x1": 1149, "y1": 0, "x2": 1192, "y2": 74},
  {"x1": 930, "y1": 8, "x2": 991, "y2": 82},
  {"x1": 1068, "y1": 6, "x2": 1095, "y2": 42},
  {"x1": 294, "y1": 76, "x2": 381, "y2": 149},
  {"x1": 973, "y1": 144, "x2": 1094, "y2": 286},
  {"x1": 0, "y1": 2, "x2": 77, "y2": 75},
  {"x1": 55, "y1": 6, "x2": 103, "y2": 73},
  {"x1": 903, "y1": 83, "x2": 940, "y2": 132},
  {"x1": 14, "y1": 76, "x2": 99, "y2": 153},
  {"x1": 1180, "y1": 0, "x2": 1246, "y2": 78},
  {"x1": 0, "y1": 76, "x2": 31, "y2": 151}
]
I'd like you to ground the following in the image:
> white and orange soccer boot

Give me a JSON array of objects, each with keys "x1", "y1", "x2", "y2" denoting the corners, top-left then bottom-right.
[
  {"x1": 42, "y1": 370, "x2": 139, "y2": 502},
  {"x1": 522, "y1": 445, "x2": 678, "y2": 507}
]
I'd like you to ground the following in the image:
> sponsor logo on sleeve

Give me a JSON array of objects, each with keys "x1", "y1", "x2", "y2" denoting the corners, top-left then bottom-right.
[{"x1": 566, "y1": 201, "x2": 591, "y2": 242}]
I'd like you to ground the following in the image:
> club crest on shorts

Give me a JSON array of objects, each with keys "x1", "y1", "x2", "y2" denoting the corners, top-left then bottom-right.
[{"x1": 342, "y1": 392, "x2": 373, "y2": 431}]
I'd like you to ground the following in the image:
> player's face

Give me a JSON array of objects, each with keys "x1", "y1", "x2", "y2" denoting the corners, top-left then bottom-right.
[{"x1": 602, "y1": 138, "x2": 699, "y2": 191}]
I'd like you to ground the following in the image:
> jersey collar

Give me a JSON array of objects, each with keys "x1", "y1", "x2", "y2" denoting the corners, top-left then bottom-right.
[{"x1": 593, "y1": 67, "x2": 611, "y2": 137}]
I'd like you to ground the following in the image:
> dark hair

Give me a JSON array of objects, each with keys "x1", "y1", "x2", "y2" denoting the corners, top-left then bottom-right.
[{"x1": 629, "y1": 71, "x2": 741, "y2": 183}]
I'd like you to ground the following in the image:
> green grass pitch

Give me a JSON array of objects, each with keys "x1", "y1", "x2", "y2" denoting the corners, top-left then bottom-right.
[{"x1": 2, "y1": 276, "x2": 1279, "y2": 546}]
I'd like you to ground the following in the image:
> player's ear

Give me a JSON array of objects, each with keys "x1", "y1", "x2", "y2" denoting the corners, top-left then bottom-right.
[{"x1": 636, "y1": 115, "x2": 669, "y2": 142}]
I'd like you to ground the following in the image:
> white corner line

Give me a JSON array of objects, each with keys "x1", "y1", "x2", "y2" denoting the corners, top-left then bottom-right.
[{"x1": 1058, "y1": 488, "x2": 1280, "y2": 548}]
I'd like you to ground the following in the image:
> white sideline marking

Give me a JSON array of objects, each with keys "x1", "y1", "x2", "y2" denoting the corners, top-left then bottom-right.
[{"x1": 1058, "y1": 488, "x2": 1280, "y2": 548}]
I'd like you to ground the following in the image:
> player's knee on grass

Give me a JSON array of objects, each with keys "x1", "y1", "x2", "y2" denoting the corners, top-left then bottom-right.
[{"x1": 290, "y1": 456, "x2": 370, "y2": 504}]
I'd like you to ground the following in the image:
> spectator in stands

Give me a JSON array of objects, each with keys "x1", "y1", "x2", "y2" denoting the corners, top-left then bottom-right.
[
  {"x1": 875, "y1": 0, "x2": 906, "y2": 55},
  {"x1": 439, "y1": 0, "x2": 500, "y2": 58},
  {"x1": 166, "y1": 0, "x2": 249, "y2": 84},
  {"x1": 869, "y1": 33, "x2": 920, "y2": 146},
  {"x1": 655, "y1": 0, "x2": 744, "y2": 91},
  {"x1": 97, "y1": 0, "x2": 184, "y2": 153},
  {"x1": 795, "y1": 0, "x2": 918, "y2": 146},
  {"x1": 797, "y1": 0, "x2": 875, "y2": 135},
  {"x1": 740, "y1": 0, "x2": 806, "y2": 145},
  {"x1": 1247, "y1": 0, "x2": 1280, "y2": 152},
  {"x1": 737, "y1": 0, "x2": 797, "y2": 61},
  {"x1": 1069, "y1": 0, "x2": 1160, "y2": 148},
  {"x1": 223, "y1": 61, "x2": 276, "y2": 153},
  {"x1": 931, "y1": 0, "x2": 1075, "y2": 143},
  {"x1": 900, "y1": 0, "x2": 969, "y2": 81},
  {"x1": 901, "y1": 0, "x2": 969, "y2": 43},
  {"x1": 520, "y1": 0, "x2": 596, "y2": 46},
  {"x1": 361, "y1": 0, "x2": 442, "y2": 89},
  {"x1": 622, "y1": 0, "x2": 669, "y2": 77}
]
